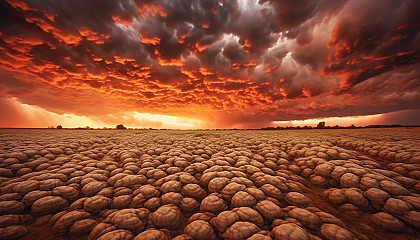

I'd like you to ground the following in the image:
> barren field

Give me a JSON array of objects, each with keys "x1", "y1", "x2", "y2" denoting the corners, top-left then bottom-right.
[{"x1": 0, "y1": 128, "x2": 419, "y2": 240}]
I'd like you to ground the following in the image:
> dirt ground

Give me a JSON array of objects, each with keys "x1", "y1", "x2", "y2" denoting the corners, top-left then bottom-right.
[{"x1": 1, "y1": 128, "x2": 419, "y2": 240}]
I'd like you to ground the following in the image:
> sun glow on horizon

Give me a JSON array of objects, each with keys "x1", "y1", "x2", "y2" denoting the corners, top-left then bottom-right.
[
  {"x1": 1, "y1": 97, "x2": 419, "y2": 129},
  {"x1": 272, "y1": 114, "x2": 385, "y2": 127},
  {"x1": 0, "y1": 98, "x2": 203, "y2": 129}
]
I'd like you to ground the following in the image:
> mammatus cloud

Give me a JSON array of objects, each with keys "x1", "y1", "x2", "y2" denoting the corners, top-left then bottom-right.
[{"x1": 0, "y1": 0, "x2": 419, "y2": 128}]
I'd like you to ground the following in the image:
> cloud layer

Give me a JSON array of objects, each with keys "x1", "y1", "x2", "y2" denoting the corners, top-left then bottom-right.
[{"x1": 0, "y1": 0, "x2": 419, "y2": 127}]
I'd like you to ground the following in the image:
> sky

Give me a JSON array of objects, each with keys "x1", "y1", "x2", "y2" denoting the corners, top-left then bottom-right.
[{"x1": 0, "y1": 0, "x2": 419, "y2": 129}]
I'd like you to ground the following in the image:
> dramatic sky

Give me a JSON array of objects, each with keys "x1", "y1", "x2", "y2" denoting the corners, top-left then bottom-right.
[{"x1": 0, "y1": 0, "x2": 419, "y2": 128}]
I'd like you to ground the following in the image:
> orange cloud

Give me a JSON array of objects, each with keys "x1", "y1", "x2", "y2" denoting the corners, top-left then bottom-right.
[
  {"x1": 139, "y1": 33, "x2": 161, "y2": 45},
  {"x1": 158, "y1": 58, "x2": 182, "y2": 67},
  {"x1": 0, "y1": 0, "x2": 419, "y2": 129},
  {"x1": 195, "y1": 42, "x2": 209, "y2": 52},
  {"x1": 199, "y1": 67, "x2": 214, "y2": 75},
  {"x1": 264, "y1": 64, "x2": 277, "y2": 73},
  {"x1": 302, "y1": 88, "x2": 311, "y2": 98},
  {"x1": 112, "y1": 16, "x2": 133, "y2": 26},
  {"x1": 137, "y1": 4, "x2": 167, "y2": 18},
  {"x1": 243, "y1": 39, "x2": 252, "y2": 48},
  {"x1": 79, "y1": 28, "x2": 110, "y2": 43},
  {"x1": 114, "y1": 56, "x2": 136, "y2": 65}
]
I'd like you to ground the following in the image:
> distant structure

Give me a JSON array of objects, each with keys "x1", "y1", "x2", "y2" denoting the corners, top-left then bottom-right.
[
  {"x1": 56, "y1": 125, "x2": 63, "y2": 129},
  {"x1": 317, "y1": 121, "x2": 326, "y2": 128},
  {"x1": 116, "y1": 124, "x2": 126, "y2": 129}
]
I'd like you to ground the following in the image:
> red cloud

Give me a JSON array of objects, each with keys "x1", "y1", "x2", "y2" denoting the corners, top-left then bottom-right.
[{"x1": 0, "y1": 0, "x2": 419, "y2": 128}]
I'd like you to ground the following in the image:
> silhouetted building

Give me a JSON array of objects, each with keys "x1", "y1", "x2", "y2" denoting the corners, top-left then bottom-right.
[
  {"x1": 56, "y1": 125, "x2": 63, "y2": 129},
  {"x1": 317, "y1": 121, "x2": 326, "y2": 128},
  {"x1": 116, "y1": 124, "x2": 126, "y2": 129}
]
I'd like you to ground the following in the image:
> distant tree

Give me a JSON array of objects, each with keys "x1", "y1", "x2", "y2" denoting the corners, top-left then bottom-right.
[
  {"x1": 317, "y1": 121, "x2": 326, "y2": 128},
  {"x1": 57, "y1": 125, "x2": 63, "y2": 129},
  {"x1": 116, "y1": 124, "x2": 126, "y2": 129}
]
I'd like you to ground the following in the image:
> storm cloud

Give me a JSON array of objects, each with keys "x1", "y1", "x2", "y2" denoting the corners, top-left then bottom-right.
[{"x1": 0, "y1": 0, "x2": 419, "y2": 127}]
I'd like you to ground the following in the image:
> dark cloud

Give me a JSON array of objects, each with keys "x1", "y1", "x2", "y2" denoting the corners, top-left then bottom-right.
[
  {"x1": 323, "y1": 0, "x2": 420, "y2": 91},
  {"x1": 260, "y1": 0, "x2": 347, "y2": 39},
  {"x1": 0, "y1": 0, "x2": 419, "y2": 127},
  {"x1": 0, "y1": 70, "x2": 36, "y2": 96},
  {"x1": 377, "y1": 109, "x2": 420, "y2": 126}
]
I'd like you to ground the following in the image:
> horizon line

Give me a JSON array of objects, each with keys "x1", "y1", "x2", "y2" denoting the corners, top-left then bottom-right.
[{"x1": 1, "y1": 124, "x2": 419, "y2": 131}]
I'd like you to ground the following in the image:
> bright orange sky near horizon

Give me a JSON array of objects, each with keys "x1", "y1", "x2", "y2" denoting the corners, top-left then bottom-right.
[{"x1": 0, "y1": 0, "x2": 419, "y2": 129}]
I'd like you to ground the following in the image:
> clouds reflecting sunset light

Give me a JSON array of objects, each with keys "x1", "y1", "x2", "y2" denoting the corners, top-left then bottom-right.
[{"x1": 0, "y1": 0, "x2": 419, "y2": 128}]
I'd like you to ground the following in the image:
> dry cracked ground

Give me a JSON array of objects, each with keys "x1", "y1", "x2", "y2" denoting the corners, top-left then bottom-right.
[{"x1": 0, "y1": 128, "x2": 419, "y2": 240}]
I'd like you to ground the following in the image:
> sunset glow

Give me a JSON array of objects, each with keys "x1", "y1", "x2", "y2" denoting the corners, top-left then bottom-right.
[
  {"x1": 0, "y1": 0, "x2": 419, "y2": 128},
  {"x1": 0, "y1": 98, "x2": 202, "y2": 129}
]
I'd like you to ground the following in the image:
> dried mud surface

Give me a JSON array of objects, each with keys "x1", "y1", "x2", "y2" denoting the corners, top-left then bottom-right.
[{"x1": 0, "y1": 128, "x2": 419, "y2": 240}]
